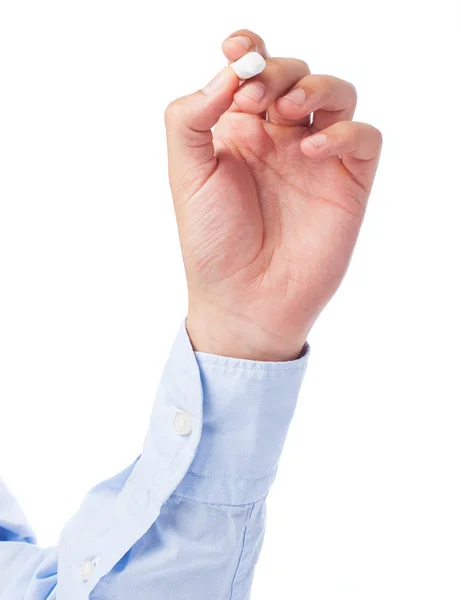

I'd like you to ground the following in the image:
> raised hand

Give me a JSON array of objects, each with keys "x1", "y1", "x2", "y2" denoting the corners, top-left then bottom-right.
[{"x1": 165, "y1": 29, "x2": 382, "y2": 360}]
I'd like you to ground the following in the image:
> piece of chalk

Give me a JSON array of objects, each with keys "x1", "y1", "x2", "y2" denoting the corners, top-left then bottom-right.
[{"x1": 230, "y1": 52, "x2": 266, "y2": 80}]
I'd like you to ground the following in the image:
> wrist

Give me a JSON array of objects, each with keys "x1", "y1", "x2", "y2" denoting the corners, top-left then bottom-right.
[{"x1": 186, "y1": 306, "x2": 307, "y2": 362}]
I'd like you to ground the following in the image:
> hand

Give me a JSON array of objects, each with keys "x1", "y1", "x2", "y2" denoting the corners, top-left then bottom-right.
[{"x1": 165, "y1": 29, "x2": 383, "y2": 361}]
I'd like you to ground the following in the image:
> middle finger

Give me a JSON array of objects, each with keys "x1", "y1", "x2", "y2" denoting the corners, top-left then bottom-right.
[{"x1": 231, "y1": 57, "x2": 311, "y2": 116}]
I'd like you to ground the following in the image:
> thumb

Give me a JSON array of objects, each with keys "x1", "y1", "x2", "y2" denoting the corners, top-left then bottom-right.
[
  {"x1": 164, "y1": 66, "x2": 238, "y2": 200},
  {"x1": 164, "y1": 53, "x2": 265, "y2": 200}
]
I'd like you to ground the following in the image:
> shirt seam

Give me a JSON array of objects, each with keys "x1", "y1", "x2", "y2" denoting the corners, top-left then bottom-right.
[
  {"x1": 169, "y1": 492, "x2": 264, "y2": 508},
  {"x1": 186, "y1": 468, "x2": 276, "y2": 482},
  {"x1": 229, "y1": 502, "x2": 255, "y2": 600},
  {"x1": 195, "y1": 362, "x2": 308, "y2": 374}
]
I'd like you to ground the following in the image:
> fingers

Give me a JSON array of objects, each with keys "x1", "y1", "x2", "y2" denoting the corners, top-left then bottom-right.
[
  {"x1": 222, "y1": 29, "x2": 271, "y2": 63},
  {"x1": 300, "y1": 121, "x2": 383, "y2": 193},
  {"x1": 164, "y1": 66, "x2": 240, "y2": 201},
  {"x1": 165, "y1": 29, "x2": 272, "y2": 202},
  {"x1": 223, "y1": 30, "x2": 311, "y2": 117},
  {"x1": 271, "y1": 74, "x2": 357, "y2": 128},
  {"x1": 232, "y1": 57, "x2": 310, "y2": 115},
  {"x1": 221, "y1": 29, "x2": 357, "y2": 132}
]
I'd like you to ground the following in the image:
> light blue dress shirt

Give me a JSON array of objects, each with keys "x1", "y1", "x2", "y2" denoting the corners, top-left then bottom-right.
[{"x1": 0, "y1": 317, "x2": 309, "y2": 599}]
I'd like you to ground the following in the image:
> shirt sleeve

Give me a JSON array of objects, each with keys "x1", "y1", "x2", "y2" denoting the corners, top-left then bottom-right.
[{"x1": 0, "y1": 316, "x2": 309, "y2": 600}]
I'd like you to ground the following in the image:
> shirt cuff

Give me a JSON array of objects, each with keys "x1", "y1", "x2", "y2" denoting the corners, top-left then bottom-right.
[
  {"x1": 160, "y1": 317, "x2": 310, "y2": 505},
  {"x1": 56, "y1": 316, "x2": 309, "y2": 596}
]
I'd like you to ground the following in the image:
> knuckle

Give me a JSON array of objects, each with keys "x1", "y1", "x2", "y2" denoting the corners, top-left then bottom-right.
[
  {"x1": 295, "y1": 58, "x2": 310, "y2": 73},
  {"x1": 269, "y1": 57, "x2": 309, "y2": 77},
  {"x1": 361, "y1": 122, "x2": 383, "y2": 141},
  {"x1": 344, "y1": 120, "x2": 355, "y2": 133},
  {"x1": 336, "y1": 120, "x2": 354, "y2": 136},
  {"x1": 373, "y1": 126, "x2": 384, "y2": 144},
  {"x1": 313, "y1": 75, "x2": 357, "y2": 103},
  {"x1": 271, "y1": 61, "x2": 286, "y2": 78},
  {"x1": 164, "y1": 97, "x2": 184, "y2": 122},
  {"x1": 306, "y1": 74, "x2": 328, "y2": 95},
  {"x1": 344, "y1": 79, "x2": 358, "y2": 98}
]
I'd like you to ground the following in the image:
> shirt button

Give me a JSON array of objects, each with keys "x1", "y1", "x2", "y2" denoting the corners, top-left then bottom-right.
[
  {"x1": 174, "y1": 411, "x2": 192, "y2": 436},
  {"x1": 77, "y1": 557, "x2": 100, "y2": 582}
]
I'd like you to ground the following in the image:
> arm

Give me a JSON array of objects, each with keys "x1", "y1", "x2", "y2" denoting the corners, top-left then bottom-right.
[
  {"x1": 0, "y1": 481, "x2": 57, "y2": 597},
  {"x1": 1, "y1": 26, "x2": 382, "y2": 600},
  {"x1": 1, "y1": 317, "x2": 308, "y2": 599}
]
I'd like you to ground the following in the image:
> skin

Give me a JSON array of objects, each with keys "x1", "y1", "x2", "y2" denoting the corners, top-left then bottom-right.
[{"x1": 164, "y1": 29, "x2": 383, "y2": 361}]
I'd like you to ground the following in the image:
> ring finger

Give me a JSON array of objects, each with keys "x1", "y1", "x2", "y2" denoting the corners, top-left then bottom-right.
[{"x1": 271, "y1": 74, "x2": 358, "y2": 129}]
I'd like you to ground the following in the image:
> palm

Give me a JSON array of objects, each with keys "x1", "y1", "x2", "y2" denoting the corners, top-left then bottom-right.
[{"x1": 178, "y1": 111, "x2": 367, "y2": 331}]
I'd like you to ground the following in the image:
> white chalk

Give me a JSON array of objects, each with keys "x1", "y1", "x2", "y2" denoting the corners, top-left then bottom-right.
[{"x1": 230, "y1": 52, "x2": 266, "y2": 80}]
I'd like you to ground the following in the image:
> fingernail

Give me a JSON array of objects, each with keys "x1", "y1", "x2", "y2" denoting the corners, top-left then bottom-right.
[
  {"x1": 281, "y1": 88, "x2": 305, "y2": 107},
  {"x1": 227, "y1": 35, "x2": 252, "y2": 50},
  {"x1": 236, "y1": 81, "x2": 265, "y2": 102},
  {"x1": 230, "y1": 52, "x2": 266, "y2": 80},
  {"x1": 306, "y1": 133, "x2": 327, "y2": 148},
  {"x1": 202, "y1": 68, "x2": 228, "y2": 95}
]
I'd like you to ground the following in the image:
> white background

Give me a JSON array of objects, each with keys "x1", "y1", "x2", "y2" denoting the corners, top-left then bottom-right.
[{"x1": 1, "y1": 1, "x2": 460, "y2": 598}]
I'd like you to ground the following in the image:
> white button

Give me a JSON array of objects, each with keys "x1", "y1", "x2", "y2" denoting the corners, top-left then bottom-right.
[
  {"x1": 77, "y1": 557, "x2": 100, "y2": 582},
  {"x1": 174, "y1": 411, "x2": 192, "y2": 435}
]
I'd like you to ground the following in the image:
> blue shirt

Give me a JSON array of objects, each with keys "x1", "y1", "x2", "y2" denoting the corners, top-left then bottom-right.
[{"x1": 1, "y1": 317, "x2": 309, "y2": 599}]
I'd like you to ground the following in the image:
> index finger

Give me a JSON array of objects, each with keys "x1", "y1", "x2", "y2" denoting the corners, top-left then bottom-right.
[{"x1": 221, "y1": 29, "x2": 271, "y2": 64}]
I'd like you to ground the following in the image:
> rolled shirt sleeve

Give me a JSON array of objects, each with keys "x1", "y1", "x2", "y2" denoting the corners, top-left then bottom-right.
[
  {"x1": 1, "y1": 316, "x2": 309, "y2": 600},
  {"x1": 175, "y1": 336, "x2": 309, "y2": 505}
]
